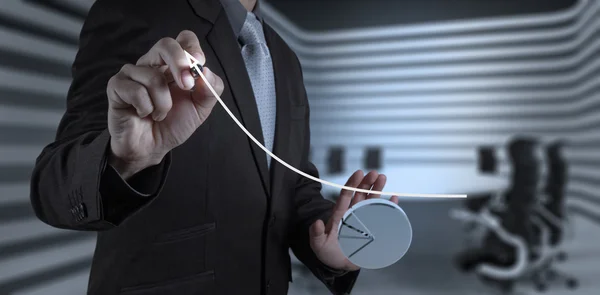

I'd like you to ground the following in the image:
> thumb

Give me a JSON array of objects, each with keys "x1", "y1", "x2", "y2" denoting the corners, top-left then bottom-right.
[
  {"x1": 196, "y1": 67, "x2": 223, "y2": 97},
  {"x1": 309, "y1": 219, "x2": 327, "y2": 250},
  {"x1": 192, "y1": 67, "x2": 221, "y2": 112}
]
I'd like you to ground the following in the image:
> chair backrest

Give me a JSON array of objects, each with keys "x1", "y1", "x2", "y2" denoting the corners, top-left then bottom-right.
[
  {"x1": 327, "y1": 146, "x2": 345, "y2": 174},
  {"x1": 507, "y1": 137, "x2": 541, "y2": 197},
  {"x1": 478, "y1": 146, "x2": 497, "y2": 174},
  {"x1": 502, "y1": 137, "x2": 541, "y2": 245},
  {"x1": 364, "y1": 147, "x2": 382, "y2": 170},
  {"x1": 544, "y1": 141, "x2": 568, "y2": 219}
]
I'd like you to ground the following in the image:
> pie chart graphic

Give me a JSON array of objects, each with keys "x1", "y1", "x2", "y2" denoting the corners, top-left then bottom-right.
[{"x1": 337, "y1": 198, "x2": 413, "y2": 269}]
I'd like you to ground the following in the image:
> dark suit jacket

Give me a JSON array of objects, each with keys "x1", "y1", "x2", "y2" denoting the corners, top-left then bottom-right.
[{"x1": 29, "y1": 0, "x2": 359, "y2": 294}]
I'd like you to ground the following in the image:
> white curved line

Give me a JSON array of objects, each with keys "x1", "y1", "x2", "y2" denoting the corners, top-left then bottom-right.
[
  {"x1": 261, "y1": 0, "x2": 586, "y2": 43},
  {"x1": 184, "y1": 51, "x2": 465, "y2": 199}
]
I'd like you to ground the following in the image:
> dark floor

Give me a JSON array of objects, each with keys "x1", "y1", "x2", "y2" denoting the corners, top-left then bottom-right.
[
  {"x1": 3, "y1": 199, "x2": 599, "y2": 295},
  {"x1": 289, "y1": 201, "x2": 600, "y2": 295}
]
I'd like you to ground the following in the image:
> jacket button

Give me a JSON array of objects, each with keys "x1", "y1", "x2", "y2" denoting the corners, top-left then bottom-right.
[
  {"x1": 79, "y1": 203, "x2": 87, "y2": 218},
  {"x1": 72, "y1": 203, "x2": 87, "y2": 221}
]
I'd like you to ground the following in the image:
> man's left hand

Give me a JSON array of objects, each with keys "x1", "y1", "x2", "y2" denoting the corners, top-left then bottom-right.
[{"x1": 309, "y1": 170, "x2": 400, "y2": 271}]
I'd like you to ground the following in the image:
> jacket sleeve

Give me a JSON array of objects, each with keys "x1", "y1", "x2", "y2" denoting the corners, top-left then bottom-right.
[
  {"x1": 289, "y1": 58, "x2": 360, "y2": 295},
  {"x1": 29, "y1": 0, "x2": 170, "y2": 231}
]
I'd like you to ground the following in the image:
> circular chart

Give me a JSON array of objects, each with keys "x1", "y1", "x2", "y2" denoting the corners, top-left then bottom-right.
[{"x1": 337, "y1": 198, "x2": 413, "y2": 269}]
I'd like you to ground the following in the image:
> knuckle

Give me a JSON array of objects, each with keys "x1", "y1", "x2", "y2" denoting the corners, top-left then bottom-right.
[
  {"x1": 107, "y1": 75, "x2": 117, "y2": 90},
  {"x1": 178, "y1": 30, "x2": 196, "y2": 39},
  {"x1": 148, "y1": 72, "x2": 167, "y2": 86},
  {"x1": 156, "y1": 99, "x2": 173, "y2": 113},
  {"x1": 157, "y1": 37, "x2": 176, "y2": 48},
  {"x1": 162, "y1": 97, "x2": 174, "y2": 109},
  {"x1": 106, "y1": 79, "x2": 119, "y2": 103},
  {"x1": 216, "y1": 76, "x2": 224, "y2": 93},
  {"x1": 131, "y1": 84, "x2": 149, "y2": 100},
  {"x1": 207, "y1": 70, "x2": 216, "y2": 84},
  {"x1": 107, "y1": 74, "x2": 125, "y2": 93},
  {"x1": 120, "y1": 63, "x2": 134, "y2": 73}
]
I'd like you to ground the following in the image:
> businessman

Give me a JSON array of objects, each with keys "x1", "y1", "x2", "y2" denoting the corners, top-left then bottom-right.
[{"x1": 30, "y1": 0, "x2": 399, "y2": 294}]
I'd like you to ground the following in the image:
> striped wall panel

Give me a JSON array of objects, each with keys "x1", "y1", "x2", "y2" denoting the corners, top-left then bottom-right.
[
  {"x1": 262, "y1": 0, "x2": 600, "y2": 205},
  {"x1": 0, "y1": 1, "x2": 94, "y2": 294},
  {"x1": 0, "y1": 0, "x2": 599, "y2": 294}
]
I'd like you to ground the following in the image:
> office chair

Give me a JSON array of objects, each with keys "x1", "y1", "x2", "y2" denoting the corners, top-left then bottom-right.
[
  {"x1": 452, "y1": 138, "x2": 542, "y2": 293},
  {"x1": 461, "y1": 146, "x2": 497, "y2": 213},
  {"x1": 459, "y1": 146, "x2": 505, "y2": 237},
  {"x1": 453, "y1": 139, "x2": 579, "y2": 293},
  {"x1": 364, "y1": 147, "x2": 382, "y2": 170},
  {"x1": 528, "y1": 141, "x2": 578, "y2": 291},
  {"x1": 479, "y1": 146, "x2": 498, "y2": 174},
  {"x1": 327, "y1": 146, "x2": 345, "y2": 175}
]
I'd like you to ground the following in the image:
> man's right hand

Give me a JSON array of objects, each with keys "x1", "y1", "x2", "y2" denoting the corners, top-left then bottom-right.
[{"x1": 106, "y1": 30, "x2": 224, "y2": 179}]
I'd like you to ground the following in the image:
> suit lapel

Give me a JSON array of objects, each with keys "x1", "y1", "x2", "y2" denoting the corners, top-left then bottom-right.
[
  {"x1": 189, "y1": 0, "x2": 271, "y2": 196},
  {"x1": 187, "y1": 0, "x2": 221, "y2": 24},
  {"x1": 264, "y1": 24, "x2": 291, "y2": 201}
]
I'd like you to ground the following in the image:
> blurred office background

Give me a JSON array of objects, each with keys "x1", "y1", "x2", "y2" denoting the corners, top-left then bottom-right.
[{"x1": 1, "y1": 0, "x2": 600, "y2": 294}]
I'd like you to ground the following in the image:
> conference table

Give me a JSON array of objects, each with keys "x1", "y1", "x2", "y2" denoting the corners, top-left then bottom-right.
[{"x1": 319, "y1": 166, "x2": 510, "y2": 200}]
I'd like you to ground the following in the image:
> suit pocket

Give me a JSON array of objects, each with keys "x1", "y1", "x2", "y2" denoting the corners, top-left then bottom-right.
[
  {"x1": 119, "y1": 223, "x2": 216, "y2": 291},
  {"x1": 154, "y1": 223, "x2": 215, "y2": 244},
  {"x1": 290, "y1": 104, "x2": 306, "y2": 120},
  {"x1": 119, "y1": 270, "x2": 215, "y2": 295}
]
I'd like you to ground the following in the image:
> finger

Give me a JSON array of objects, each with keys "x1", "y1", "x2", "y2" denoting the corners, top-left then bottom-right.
[
  {"x1": 176, "y1": 30, "x2": 205, "y2": 65},
  {"x1": 367, "y1": 174, "x2": 387, "y2": 199},
  {"x1": 193, "y1": 66, "x2": 223, "y2": 100},
  {"x1": 390, "y1": 195, "x2": 399, "y2": 204},
  {"x1": 108, "y1": 75, "x2": 154, "y2": 118},
  {"x1": 120, "y1": 64, "x2": 173, "y2": 121},
  {"x1": 190, "y1": 67, "x2": 222, "y2": 121},
  {"x1": 326, "y1": 170, "x2": 364, "y2": 233},
  {"x1": 159, "y1": 65, "x2": 175, "y2": 84},
  {"x1": 176, "y1": 30, "x2": 205, "y2": 94},
  {"x1": 309, "y1": 219, "x2": 327, "y2": 250},
  {"x1": 137, "y1": 37, "x2": 195, "y2": 90},
  {"x1": 350, "y1": 170, "x2": 379, "y2": 206}
]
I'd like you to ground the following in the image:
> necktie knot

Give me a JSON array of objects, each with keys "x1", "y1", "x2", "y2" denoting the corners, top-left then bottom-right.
[{"x1": 239, "y1": 12, "x2": 265, "y2": 46}]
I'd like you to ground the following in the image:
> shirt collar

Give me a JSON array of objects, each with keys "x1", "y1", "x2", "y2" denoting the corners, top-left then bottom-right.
[{"x1": 219, "y1": 0, "x2": 262, "y2": 39}]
